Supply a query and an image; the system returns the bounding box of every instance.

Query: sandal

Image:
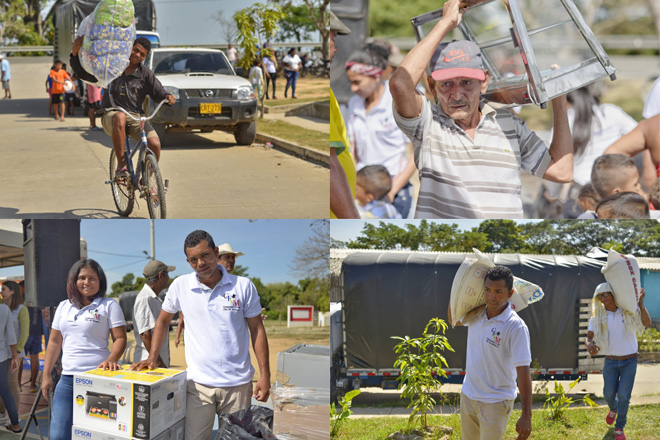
[114,167,129,178]
[5,425,22,433]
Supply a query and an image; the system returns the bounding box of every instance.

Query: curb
[255,132,329,166]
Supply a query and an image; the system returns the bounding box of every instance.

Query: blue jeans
[393,183,413,219]
[50,374,73,440]
[0,359,18,425]
[603,357,637,430]
[284,70,298,97]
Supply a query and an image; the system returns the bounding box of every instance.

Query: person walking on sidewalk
[585,283,651,440]
[1,54,11,99]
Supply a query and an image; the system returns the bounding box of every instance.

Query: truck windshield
[152,52,232,75]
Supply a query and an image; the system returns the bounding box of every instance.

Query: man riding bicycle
[70,36,176,177]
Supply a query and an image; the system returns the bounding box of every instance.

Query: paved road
[0,57,328,219]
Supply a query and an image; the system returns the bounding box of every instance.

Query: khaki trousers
[184,380,252,440]
[460,392,514,440]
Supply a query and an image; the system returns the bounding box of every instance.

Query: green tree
[232,264,249,277]
[298,276,330,312]
[478,220,530,253]
[234,3,286,71]
[276,2,319,44]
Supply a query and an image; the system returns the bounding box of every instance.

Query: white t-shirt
[162,264,262,388]
[263,57,276,74]
[0,304,17,363]
[567,104,637,186]
[642,78,660,119]
[462,304,531,403]
[52,297,126,376]
[588,308,638,356]
[226,47,237,62]
[133,285,170,367]
[249,66,264,86]
[347,83,410,178]
[282,54,301,71]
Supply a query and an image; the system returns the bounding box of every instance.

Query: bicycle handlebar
[108,99,170,122]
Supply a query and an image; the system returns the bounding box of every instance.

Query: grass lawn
[264,96,326,107]
[257,118,328,152]
[336,404,660,439]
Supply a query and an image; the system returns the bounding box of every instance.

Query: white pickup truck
[144,47,258,146]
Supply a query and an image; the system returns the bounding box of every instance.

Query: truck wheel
[234,122,256,145]
[153,123,167,147]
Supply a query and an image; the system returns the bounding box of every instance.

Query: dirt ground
[125,322,330,384]
[265,75,329,103]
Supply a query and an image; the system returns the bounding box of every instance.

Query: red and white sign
[287,305,314,327]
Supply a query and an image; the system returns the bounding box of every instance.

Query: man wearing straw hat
[218,243,244,273]
[389,0,574,218]
[585,283,651,440]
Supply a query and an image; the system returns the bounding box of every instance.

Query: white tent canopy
[0,220,24,269]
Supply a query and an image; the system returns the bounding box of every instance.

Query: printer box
[73,366,186,439]
[72,418,185,440]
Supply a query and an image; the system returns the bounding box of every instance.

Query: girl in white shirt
[41,259,126,440]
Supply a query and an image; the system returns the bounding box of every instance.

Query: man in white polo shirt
[449,265,532,440]
[132,259,174,367]
[389,0,574,218]
[585,283,650,440]
[131,230,270,440]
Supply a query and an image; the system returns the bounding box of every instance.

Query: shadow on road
[0,206,140,219]
[0,97,53,118]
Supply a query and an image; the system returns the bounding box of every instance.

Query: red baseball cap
[430,40,485,82]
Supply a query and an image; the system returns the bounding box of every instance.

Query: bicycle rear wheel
[143,153,167,219]
[109,149,135,216]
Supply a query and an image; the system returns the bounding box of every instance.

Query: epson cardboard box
[73,366,186,439]
[72,418,185,440]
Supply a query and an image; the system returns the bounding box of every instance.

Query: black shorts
[64,93,76,102]
[51,93,64,104]
[88,100,101,109]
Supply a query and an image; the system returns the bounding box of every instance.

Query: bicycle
[105,99,169,219]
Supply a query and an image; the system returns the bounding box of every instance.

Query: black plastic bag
[214,405,277,440]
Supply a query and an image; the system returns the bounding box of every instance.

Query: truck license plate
[200,103,222,114]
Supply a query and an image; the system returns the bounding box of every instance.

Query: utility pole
[150,220,155,260]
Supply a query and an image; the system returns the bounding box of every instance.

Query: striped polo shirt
[394,95,551,218]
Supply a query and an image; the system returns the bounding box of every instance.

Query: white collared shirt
[52,297,126,375]
[462,303,531,403]
[162,264,262,388]
[133,284,170,367]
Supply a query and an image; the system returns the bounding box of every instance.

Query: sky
[0,219,326,287]
[45,0,318,46]
[330,219,541,244]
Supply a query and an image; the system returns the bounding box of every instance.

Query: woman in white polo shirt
[41,259,126,440]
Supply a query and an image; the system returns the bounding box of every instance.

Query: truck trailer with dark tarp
[333,250,613,395]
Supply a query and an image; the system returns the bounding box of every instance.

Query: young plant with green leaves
[330,389,361,438]
[233,3,286,71]
[392,317,454,433]
[544,378,598,420]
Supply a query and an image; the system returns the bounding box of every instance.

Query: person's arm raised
[389,0,467,118]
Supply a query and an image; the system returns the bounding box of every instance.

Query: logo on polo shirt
[487,327,502,348]
[85,308,101,323]
[223,293,240,311]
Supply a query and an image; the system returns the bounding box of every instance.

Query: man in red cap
[389,0,574,219]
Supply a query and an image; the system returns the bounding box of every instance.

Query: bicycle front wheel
[109,149,135,217]
[143,154,167,219]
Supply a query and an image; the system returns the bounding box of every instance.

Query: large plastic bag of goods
[75,0,136,87]
[271,382,329,440]
[450,248,494,326]
[601,248,641,313]
[450,249,545,326]
[214,405,276,440]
